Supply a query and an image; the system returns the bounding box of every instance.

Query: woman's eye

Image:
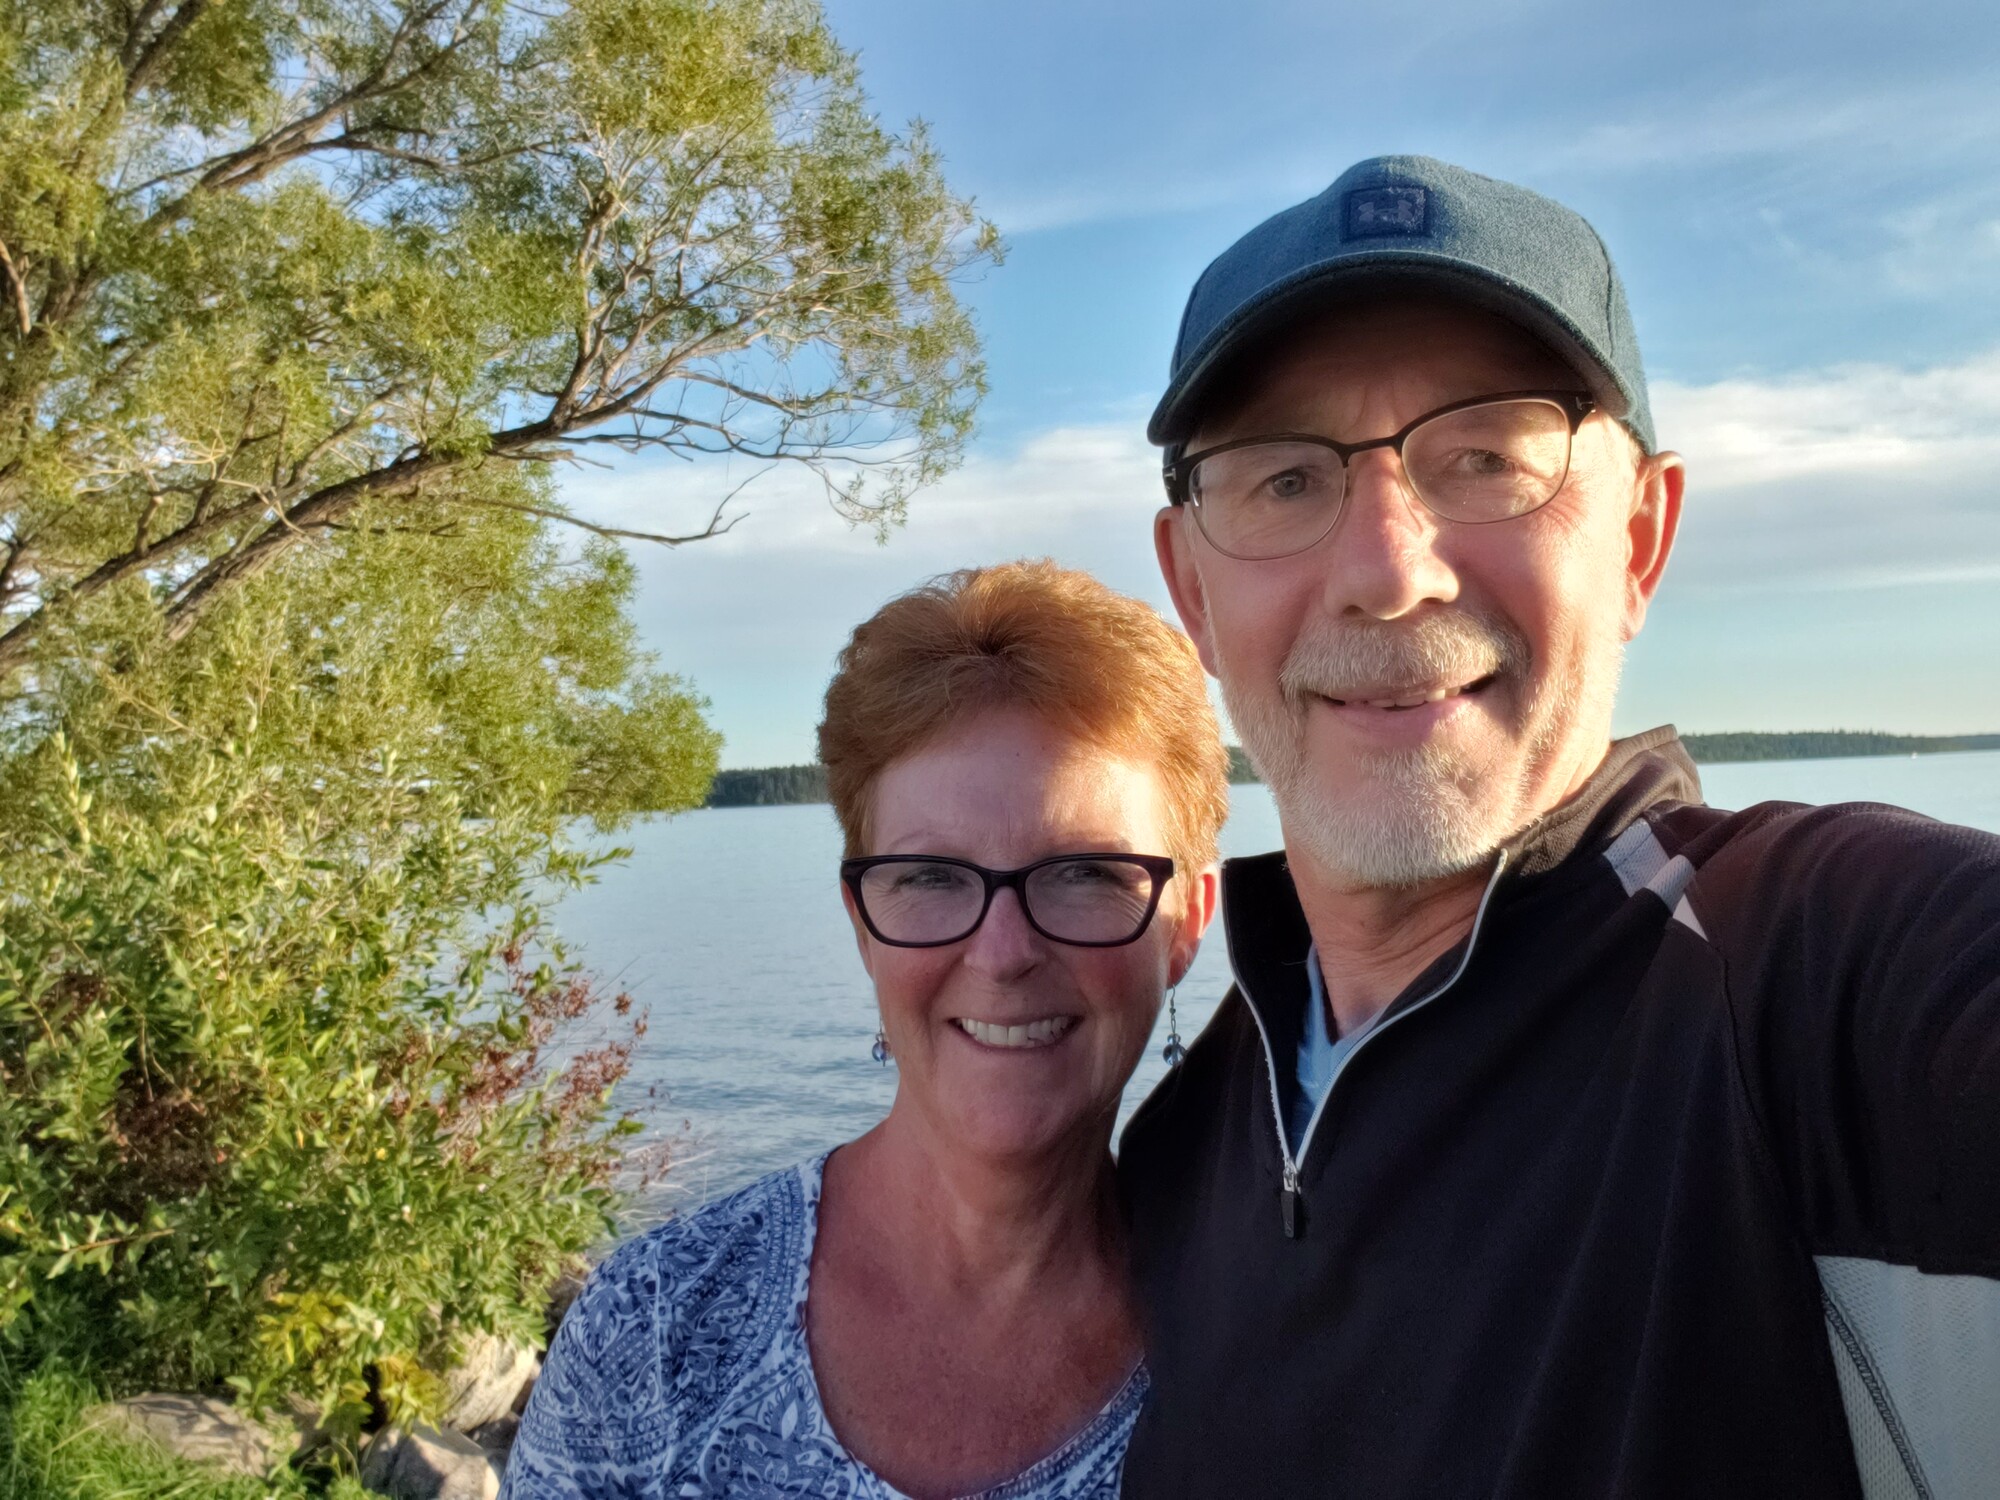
[1054,862,1111,884]
[894,865,965,891]
[1049,860,1136,888]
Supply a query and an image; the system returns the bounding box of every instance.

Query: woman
[505,560,1227,1499]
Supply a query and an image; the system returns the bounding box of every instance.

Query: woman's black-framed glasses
[840,853,1177,949]
[1162,390,1597,561]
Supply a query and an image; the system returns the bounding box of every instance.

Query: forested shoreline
[706,732,2000,807]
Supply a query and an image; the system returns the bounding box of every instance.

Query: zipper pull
[1281,1162,1301,1239]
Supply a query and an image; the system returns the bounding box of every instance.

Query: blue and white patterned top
[502,1155,1147,1499]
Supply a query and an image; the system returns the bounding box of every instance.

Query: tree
[0,0,993,1439]
[0,0,997,674]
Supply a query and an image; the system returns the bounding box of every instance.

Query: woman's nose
[961,886,1043,979]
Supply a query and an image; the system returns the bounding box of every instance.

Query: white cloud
[1656,350,2000,486]
[1656,347,2000,595]
[1546,77,2000,175]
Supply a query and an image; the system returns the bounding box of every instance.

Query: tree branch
[0,235,31,335]
[120,0,209,97]
[431,490,742,547]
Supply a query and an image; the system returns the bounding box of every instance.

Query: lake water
[555,749,2000,1217]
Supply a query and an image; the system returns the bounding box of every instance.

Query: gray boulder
[360,1422,501,1500]
[468,1413,520,1460]
[88,1393,295,1477]
[441,1332,540,1432]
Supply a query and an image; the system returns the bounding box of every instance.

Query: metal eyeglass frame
[1161,389,1598,561]
[839,852,1177,949]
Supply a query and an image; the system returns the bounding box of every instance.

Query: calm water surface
[555,749,2000,1216]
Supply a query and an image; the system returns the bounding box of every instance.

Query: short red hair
[817,559,1228,871]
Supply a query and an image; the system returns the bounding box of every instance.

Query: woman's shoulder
[504,1159,826,1497]
[623,1157,822,1283]
[575,1155,823,1360]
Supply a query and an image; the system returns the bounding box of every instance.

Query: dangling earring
[1161,986,1186,1068]
[871,1027,891,1066]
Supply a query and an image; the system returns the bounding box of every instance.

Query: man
[1118,155,2000,1498]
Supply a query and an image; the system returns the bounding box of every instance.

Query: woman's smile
[950,1014,1080,1050]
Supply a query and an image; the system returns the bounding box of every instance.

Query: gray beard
[1219,611,1608,889]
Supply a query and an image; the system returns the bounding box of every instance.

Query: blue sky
[567,0,2000,768]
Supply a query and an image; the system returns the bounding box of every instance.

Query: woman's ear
[840,880,876,980]
[1166,864,1221,988]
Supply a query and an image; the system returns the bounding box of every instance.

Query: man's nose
[962,885,1043,980]
[1317,448,1460,618]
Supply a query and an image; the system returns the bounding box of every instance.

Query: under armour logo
[1345,186,1429,237]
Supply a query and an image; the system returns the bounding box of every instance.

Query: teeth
[1358,684,1470,710]
[954,1016,1078,1049]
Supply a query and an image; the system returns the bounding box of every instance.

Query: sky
[564,0,2000,768]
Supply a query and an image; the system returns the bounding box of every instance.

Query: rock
[441,1332,540,1432]
[88,1393,295,1477]
[360,1422,501,1500]
[287,1394,332,1457]
[468,1413,519,1459]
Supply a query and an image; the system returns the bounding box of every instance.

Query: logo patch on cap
[1345,186,1429,238]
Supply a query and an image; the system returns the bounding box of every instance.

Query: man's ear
[1622,450,1685,641]
[1156,506,1219,676]
[1166,864,1221,989]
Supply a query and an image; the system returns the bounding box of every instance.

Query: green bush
[0,507,708,1437]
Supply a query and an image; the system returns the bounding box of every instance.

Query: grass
[0,1364,373,1500]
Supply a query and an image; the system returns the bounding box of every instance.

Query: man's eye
[1262,468,1320,501]
[1452,448,1516,477]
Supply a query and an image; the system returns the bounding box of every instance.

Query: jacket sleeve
[1703,802,2000,1274]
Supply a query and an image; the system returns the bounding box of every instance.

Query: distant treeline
[706,763,829,806]
[704,732,2000,807]
[1680,731,2000,763]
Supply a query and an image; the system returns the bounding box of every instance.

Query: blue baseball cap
[1148,155,1655,453]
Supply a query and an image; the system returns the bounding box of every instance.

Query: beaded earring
[1161,986,1186,1068]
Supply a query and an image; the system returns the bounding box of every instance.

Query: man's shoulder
[1648,797,2000,961]
[1657,796,2000,893]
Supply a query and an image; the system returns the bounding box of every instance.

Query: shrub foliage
[0,509,708,1431]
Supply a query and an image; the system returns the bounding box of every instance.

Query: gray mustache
[1279,613,1529,704]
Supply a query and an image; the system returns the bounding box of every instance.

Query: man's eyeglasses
[840,853,1176,949]
[1163,390,1596,561]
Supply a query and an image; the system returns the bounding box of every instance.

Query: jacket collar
[1496,725,1702,878]
[1217,727,1703,1056]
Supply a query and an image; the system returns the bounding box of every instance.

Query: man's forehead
[1191,293,1583,443]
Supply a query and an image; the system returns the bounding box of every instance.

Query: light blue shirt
[1285,943,1380,1156]
[506,1154,1145,1499]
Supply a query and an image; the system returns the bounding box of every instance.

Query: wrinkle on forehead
[1189,295,1583,450]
